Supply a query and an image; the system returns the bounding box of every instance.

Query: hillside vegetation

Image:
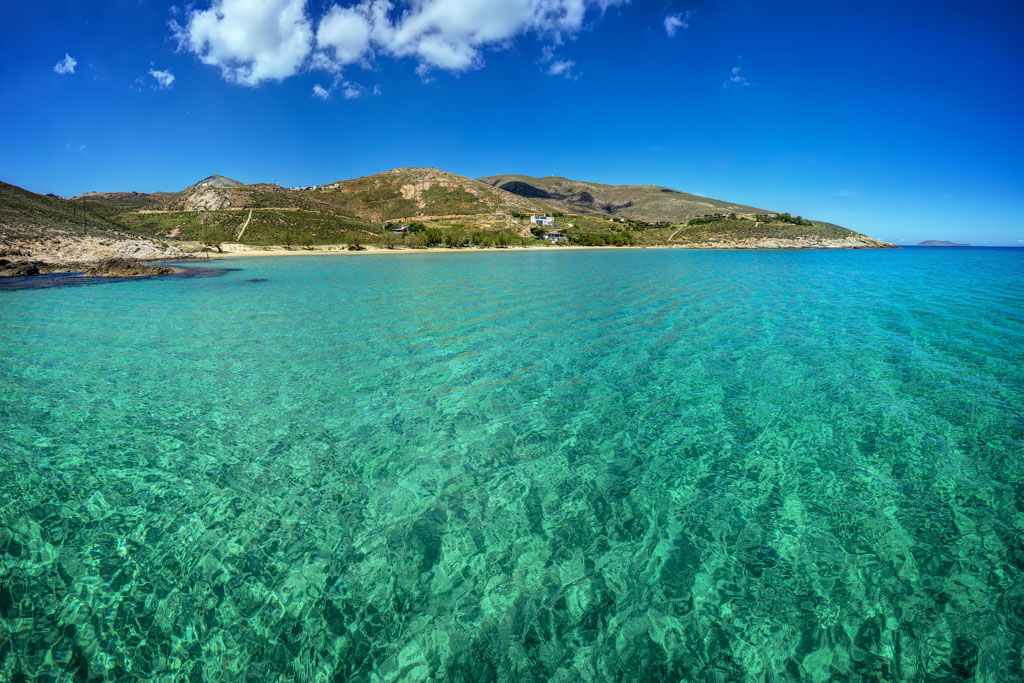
[0,182,131,239]
[1,168,894,256]
[479,174,766,222]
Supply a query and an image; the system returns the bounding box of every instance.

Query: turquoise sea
[1,247,1023,681]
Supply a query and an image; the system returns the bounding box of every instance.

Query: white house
[530,215,556,226]
[543,232,568,242]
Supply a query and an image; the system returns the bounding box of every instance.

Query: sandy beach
[196,239,889,260]
[199,243,642,259]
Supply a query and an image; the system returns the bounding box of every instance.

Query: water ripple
[1,248,1023,680]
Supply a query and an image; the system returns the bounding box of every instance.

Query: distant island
[0,168,895,277]
[917,240,971,247]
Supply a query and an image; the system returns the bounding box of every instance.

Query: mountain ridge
[1,168,895,266]
[479,174,767,222]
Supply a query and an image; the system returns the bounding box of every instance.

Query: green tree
[424,228,445,247]
[443,229,467,248]
[199,228,223,253]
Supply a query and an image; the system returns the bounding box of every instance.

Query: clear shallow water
[1,248,1022,680]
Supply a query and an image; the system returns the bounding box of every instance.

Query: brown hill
[478,174,767,222]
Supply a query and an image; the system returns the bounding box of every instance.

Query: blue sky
[1,0,1022,245]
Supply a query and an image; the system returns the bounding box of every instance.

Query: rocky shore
[677,235,897,249]
[0,257,183,278]
[83,258,182,277]
[0,234,190,278]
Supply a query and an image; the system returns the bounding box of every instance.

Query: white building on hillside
[530,215,556,226]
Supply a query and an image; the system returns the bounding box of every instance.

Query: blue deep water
[1,247,1023,680]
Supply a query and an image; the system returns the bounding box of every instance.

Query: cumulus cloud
[149,68,176,89]
[175,0,628,86]
[317,5,372,66]
[353,0,629,73]
[312,83,331,99]
[172,0,313,86]
[54,53,77,75]
[664,10,693,37]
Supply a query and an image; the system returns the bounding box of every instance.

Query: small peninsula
[917,240,971,247]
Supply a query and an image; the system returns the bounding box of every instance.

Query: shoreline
[198,242,897,260]
[0,241,899,277]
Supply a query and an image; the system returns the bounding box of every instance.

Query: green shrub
[424,228,445,247]
[443,229,468,248]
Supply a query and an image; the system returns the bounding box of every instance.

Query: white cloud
[534,34,578,78]
[724,65,748,87]
[175,0,629,86]
[309,50,342,75]
[54,53,77,75]
[664,10,693,37]
[548,59,575,77]
[149,68,176,89]
[379,0,627,73]
[331,0,630,74]
[317,5,373,65]
[173,0,313,86]
[312,78,370,99]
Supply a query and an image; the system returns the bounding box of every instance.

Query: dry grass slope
[320,168,550,222]
[1,169,893,253]
[479,174,767,222]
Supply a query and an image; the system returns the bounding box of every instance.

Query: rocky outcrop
[0,260,42,277]
[0,234,189,277]
[178,187,233,211]
[3,234,187,264]
[83,258,180,277]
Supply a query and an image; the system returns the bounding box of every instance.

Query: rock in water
[0,260,42,277]
[84,258,180,277]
